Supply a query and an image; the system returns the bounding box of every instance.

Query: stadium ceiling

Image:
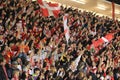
[47,0,120,20]
[106,0,120,5]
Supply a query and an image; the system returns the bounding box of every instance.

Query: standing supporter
[12,69,20,80]
[0,56,9,80]
[0,0,120,79]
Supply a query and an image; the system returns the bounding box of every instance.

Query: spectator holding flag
[0,0,120,80]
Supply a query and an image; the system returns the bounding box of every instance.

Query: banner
[88,33,114,52]
[38,0,60,17]
[63,14,70,44]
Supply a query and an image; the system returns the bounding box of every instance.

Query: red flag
[88,33,114,52]
[104,33,114,41]
[38,0,60,17]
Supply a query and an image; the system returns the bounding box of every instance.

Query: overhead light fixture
[97,4,107,10]
[115,10,120,14]
[71,0,86,4]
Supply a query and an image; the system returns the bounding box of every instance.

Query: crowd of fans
[0,0,120,80]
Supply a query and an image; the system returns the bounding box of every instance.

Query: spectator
[12,69,20,80]
[0,0,120,80]
[0,56,8,80]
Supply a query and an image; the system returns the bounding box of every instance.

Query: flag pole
[112,0,115,20]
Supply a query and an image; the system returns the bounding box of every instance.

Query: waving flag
[63,14,70,44]
[88,33,114,52]
[69,54,82,72]
[38,0,60,17]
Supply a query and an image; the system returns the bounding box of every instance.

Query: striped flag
[63,14,70,44]
[37,0,60,17]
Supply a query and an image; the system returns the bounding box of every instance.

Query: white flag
[63,14,70,44]
[69,54,82,72]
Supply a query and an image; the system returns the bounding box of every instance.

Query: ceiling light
[97,4,107,10]
[115,10,120,14]
[71,0,86,4]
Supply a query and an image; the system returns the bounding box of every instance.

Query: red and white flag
[63,14,70,44]
[38,0,60,17]
[88,33,114,52]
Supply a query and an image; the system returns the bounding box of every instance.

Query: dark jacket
[0,65,8,80]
